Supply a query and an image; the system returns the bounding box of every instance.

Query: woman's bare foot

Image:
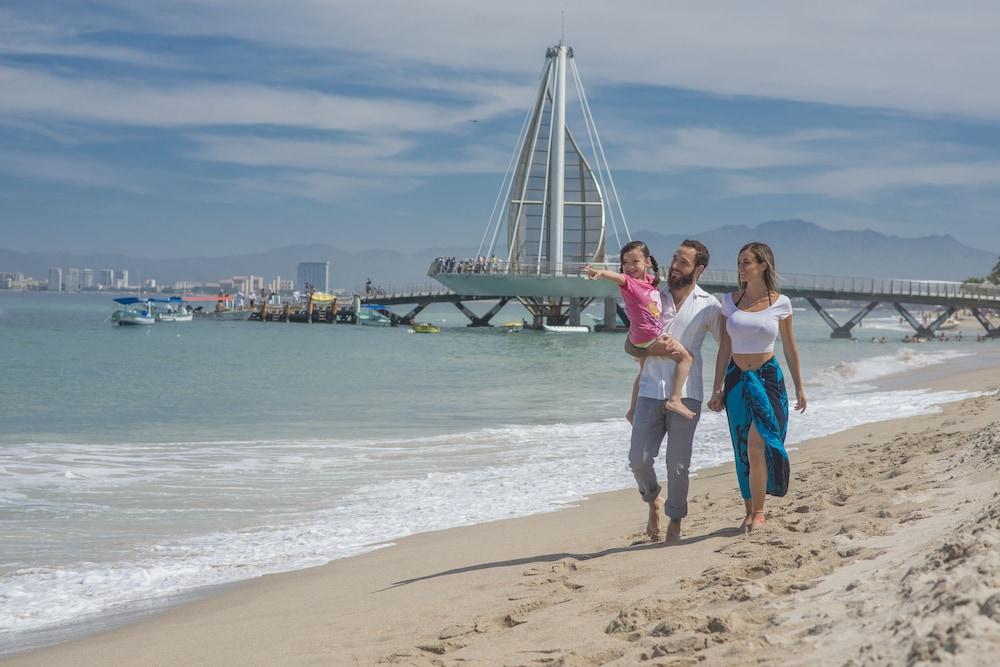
[740,514,753,531]
[646,496,665,540]
[664,397,695,420]
[746,510,765,532]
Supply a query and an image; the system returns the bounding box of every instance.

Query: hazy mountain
[630,220,997,282]
[2,220,996,289]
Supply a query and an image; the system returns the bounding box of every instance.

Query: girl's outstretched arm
[585,265,627,286]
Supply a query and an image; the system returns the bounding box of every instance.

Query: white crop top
[721,293,793,354]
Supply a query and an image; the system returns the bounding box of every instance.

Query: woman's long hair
[619,241,660,287]
[738,241,780,296]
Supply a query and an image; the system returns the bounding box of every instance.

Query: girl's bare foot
[646,496,665,540]
[664,397,695,420]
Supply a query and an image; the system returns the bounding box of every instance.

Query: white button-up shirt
[637,283,723,402]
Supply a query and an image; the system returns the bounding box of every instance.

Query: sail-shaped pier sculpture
[430,43,632,328]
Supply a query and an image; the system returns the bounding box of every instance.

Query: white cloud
[0,150,146,192]
[0,64,524,133]
[76,0,1000,120]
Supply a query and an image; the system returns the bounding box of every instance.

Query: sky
[2,1,1000,258]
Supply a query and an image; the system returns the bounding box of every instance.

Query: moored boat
[111,297,155,326]
[410,322,440,334]
[542,324,590,333]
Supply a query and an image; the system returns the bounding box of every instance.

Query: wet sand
[5,367,1000,666]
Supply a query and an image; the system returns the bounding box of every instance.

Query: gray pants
[629,396,702,520]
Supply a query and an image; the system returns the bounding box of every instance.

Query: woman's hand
[707,392,724,412]
[794,387,807,413]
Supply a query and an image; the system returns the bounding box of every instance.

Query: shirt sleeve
[706,298,723,343]
[620,274,644,301]
[775,295,793,320]
[720,292,734,318]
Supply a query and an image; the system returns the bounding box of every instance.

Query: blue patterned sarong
[723,357,790,499]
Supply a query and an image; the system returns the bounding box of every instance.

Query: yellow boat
[410,322,440,334]
[501,320,523,333]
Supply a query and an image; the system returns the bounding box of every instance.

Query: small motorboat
[542,324,590,333]
[500,320,523,333]
[410,322,440,334]
[111,297,155,326]
[358,306,392,326]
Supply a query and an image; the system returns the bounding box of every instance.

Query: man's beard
[667,268,695,289]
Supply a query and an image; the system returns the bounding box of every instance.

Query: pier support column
[597,297,620,332]
[806,298,879,339]
[568,297,581,327]
[400,300,432,325]
[894,303,955,339]
[970,307,1000,338]
[452,297,510,327]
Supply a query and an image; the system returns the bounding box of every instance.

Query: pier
[429,261,1000,339]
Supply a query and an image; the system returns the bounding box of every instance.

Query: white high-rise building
[48,267,63,291]
[64,268,80,291]
[80,268,95,290]
[99,269,115,288]
[297,262,330,293]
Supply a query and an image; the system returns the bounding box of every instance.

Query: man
[625,239,723,544]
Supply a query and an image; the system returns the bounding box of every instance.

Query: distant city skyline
[3,3,1000,257]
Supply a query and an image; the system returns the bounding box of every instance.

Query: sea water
[0,291,995,650]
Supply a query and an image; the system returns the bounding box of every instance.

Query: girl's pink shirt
[619,273,663,345]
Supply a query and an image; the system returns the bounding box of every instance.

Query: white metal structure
[477,43,631,277]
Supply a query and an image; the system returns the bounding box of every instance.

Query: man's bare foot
[665,519,681,544]
[646,497,665,540]
[664,397,695,420]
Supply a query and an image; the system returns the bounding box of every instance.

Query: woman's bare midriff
[732,352,774,372]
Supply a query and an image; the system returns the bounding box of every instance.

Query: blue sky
[2,1,1000,257]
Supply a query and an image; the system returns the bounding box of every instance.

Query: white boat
[542,324,590,333]
[938,317,959,330]
[111,297,155,326]
[358,306,392,326]
[151,297,193,322]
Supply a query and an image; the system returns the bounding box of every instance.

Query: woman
[707,242,806,531]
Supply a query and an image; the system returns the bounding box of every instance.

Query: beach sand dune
[6,375,999,666]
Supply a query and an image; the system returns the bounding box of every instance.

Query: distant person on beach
[707,242,806,533]
[586,241,695,420]
[619,240,724,543]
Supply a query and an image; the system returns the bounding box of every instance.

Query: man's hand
[626,407,635,424]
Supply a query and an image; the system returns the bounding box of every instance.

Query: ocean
[0,290,994,652]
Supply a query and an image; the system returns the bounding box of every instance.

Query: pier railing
[427,259,1000,304]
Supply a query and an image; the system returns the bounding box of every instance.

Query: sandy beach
[6,366,1000,666]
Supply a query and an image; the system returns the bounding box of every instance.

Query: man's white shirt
[637,283,723,402]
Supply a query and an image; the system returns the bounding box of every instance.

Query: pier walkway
[423,262,1000,338]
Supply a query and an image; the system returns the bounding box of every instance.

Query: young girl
[587,241,695,420]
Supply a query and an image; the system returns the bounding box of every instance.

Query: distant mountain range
[1,220,996,290]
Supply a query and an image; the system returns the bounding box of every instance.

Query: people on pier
[587,242,695,421]
[707,242,806,533]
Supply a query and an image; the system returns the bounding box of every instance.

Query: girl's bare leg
[663,339,695,420]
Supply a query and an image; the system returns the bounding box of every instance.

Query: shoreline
[4,360,999,664]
